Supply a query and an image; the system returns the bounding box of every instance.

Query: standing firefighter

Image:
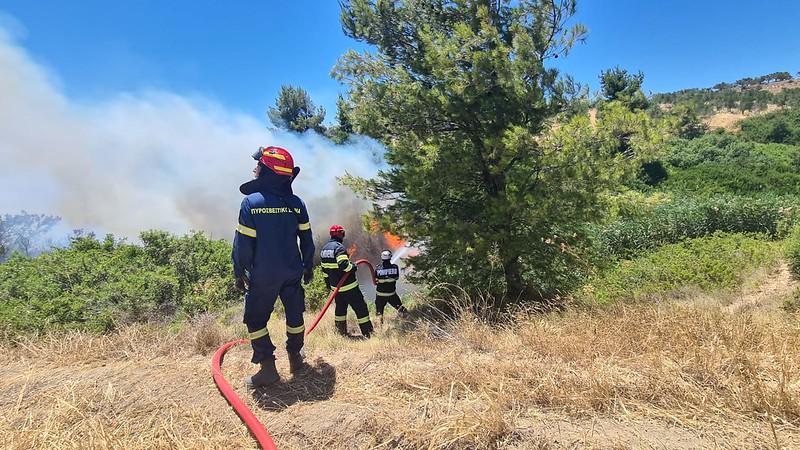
[320,225,374,338]
[374,250,407,321]
[232,146,315,388]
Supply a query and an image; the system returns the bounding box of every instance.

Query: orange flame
[347,243,359,257]
[383,231,406,251]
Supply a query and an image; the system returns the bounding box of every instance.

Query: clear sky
[2,0,799,122]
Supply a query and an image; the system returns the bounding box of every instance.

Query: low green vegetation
[0,225,341,335]
[585,104,800,305]
[659,132,800,196]
[594,194,798,261]
[780,224,800,314]
[786,225,800,280]
[740,108,800,146]
[585,233,781,304]
[0,231,237,334]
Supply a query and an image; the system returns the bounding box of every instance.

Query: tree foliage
[267,85,327,133]
[668,102,707,139]
[335,0,664,305]
[327,95,355,144]
[599,66,649,110]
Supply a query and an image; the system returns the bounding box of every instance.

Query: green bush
[661,134,800,196]
[740,109,800,146]
[303,266,330,312]
[786,225,800,280]
[593,194,799,261]
[0,231,238,334]
[585,233,780,304]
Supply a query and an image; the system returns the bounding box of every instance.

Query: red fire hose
[212,259,375,449]
[305,259,375,336]
[211,339,277,450]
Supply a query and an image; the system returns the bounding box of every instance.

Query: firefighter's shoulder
[286,194,307,215]
[322,240,341,251]
[241,192,266,207]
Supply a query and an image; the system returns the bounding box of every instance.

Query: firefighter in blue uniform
[320,225,374,338]
[374,250,407,322]
[232,146,315,388]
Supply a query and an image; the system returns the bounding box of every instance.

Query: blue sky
[2,0,799,123]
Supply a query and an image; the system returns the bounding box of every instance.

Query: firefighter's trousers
[243,276,305,364]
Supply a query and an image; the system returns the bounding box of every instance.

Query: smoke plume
[0,28,384,240]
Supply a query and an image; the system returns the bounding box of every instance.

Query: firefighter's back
[320,239,352,287]
[246,192,304,280]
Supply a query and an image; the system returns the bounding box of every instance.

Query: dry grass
[702,104,782,132]
[2,268,799,449]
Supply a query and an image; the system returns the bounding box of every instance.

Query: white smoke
[0,28,384,240]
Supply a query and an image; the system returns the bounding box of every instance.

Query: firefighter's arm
[335,245,355,272]
[392,264,400,280]
[232,197,257,279]
[296,199,315,272]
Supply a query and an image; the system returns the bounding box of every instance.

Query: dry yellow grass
[702,105,782,132]
[2,267,799,449]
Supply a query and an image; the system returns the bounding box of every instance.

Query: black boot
[245,358,279,388]
[335,321,351,337]
[359,320,374,339]
[288,351,307,374]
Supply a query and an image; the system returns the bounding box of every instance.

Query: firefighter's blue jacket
[232,171,314,284]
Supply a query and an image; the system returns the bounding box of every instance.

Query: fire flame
[383,231,406,251]
[347,243,359,257]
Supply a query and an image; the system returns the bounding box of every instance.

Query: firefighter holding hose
[374,249,407,322]
[232,146,315,388]
[320,225,374,338]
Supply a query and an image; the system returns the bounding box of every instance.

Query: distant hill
[652,71,800,130]
[759,78,800,94]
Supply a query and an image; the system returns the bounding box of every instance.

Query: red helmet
[329,225,345,239]
[252,146,294,177]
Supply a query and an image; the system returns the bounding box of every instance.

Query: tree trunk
[500,247,544,309]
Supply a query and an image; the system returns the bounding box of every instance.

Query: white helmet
[381,250,392,260]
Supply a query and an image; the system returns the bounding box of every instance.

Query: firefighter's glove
[303,268,314,285]
[235,276,249,293]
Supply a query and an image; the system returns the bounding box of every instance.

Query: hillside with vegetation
[650,71,800,131]
[2,2,800,449]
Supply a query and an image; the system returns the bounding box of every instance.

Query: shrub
[585,233,780,304]
[593,194,799,261]
[0,231,238,334]
[740,109,800,146]
[662,134,800,196]
[786,225,800,280]
[302,266,330,312]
